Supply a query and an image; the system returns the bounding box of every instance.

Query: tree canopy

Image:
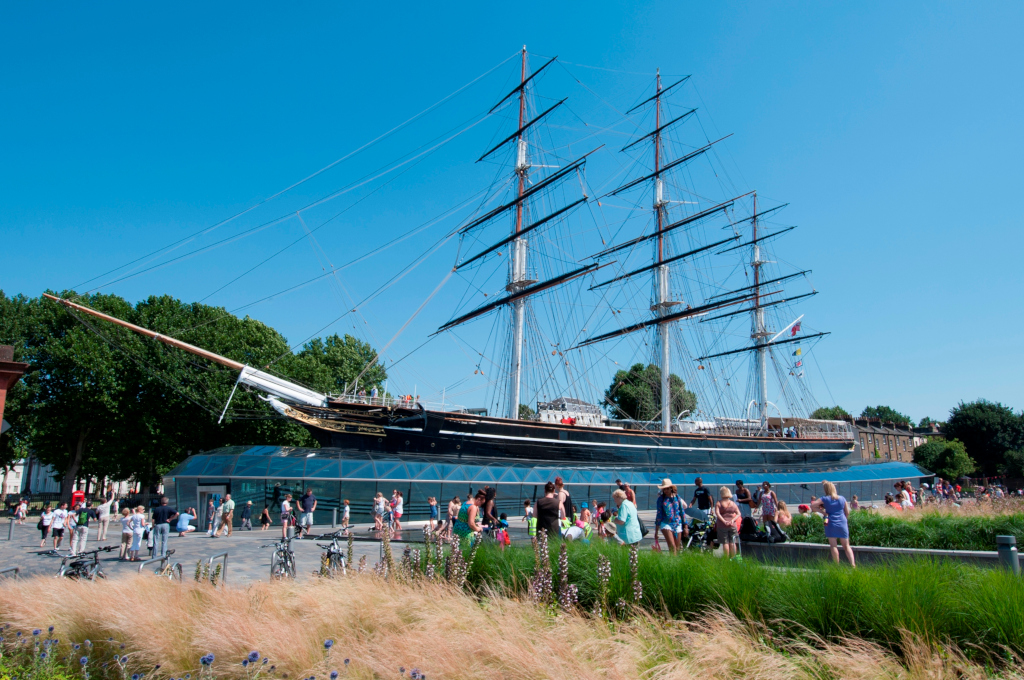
[0,290,388,498]
[860,405,912,424]
[810,405,850,420]
[913,438,976,481]
[605,363,697,422]
[944,400,1024,476]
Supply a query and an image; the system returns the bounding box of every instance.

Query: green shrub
[787,511,1024,550]
[468,541,1024,659]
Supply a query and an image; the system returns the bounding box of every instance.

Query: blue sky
[2,2,1022,423]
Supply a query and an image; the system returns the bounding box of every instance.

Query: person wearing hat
[655,478,685,554]
[240,500,253,530]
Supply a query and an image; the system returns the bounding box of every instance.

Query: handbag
[637,515,649,538]
[37,517,44,531]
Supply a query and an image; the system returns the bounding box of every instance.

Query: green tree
[2,291,389,497]
[860,405,912,424]
[518,403,535,420]
[944,400,1024,476]
[810,405,850,420]
[917,416,944,428]
[0,292,35,501]
[1003,449,1024,478]
[605,363,697,422]
[913,439,975,481]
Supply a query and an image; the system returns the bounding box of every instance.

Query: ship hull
[290,402,859,472]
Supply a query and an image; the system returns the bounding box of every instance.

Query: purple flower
[343,659,350,666]
[242,660,249,668]
[40,652,47,659]
[80,657,89,665]
[48,626,55,633]
[75,644,81,650]
[121,656,128,664]
[323,640,334,650]
[132,674,141,680]
[248,651,260,663]
[330,673,339,680]
[33,629,41,636]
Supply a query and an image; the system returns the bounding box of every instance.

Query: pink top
[715,500,741,530]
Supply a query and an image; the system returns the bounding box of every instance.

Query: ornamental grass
[2,573,1022,680]
[468,541,1024,660]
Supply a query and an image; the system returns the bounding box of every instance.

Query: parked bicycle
[260,536,297,579]
[151,549,183,581]
[55,546,117,580]
[313,531,347,577]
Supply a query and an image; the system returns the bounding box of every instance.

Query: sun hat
[581,502,588,509]
[657,478,675,489]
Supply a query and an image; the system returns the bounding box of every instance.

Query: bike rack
[137,554,176,576]
[0,566,20,580]
[6,518,14,541]
[207,551,229,585]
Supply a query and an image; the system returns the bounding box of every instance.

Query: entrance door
[198,485,227,529]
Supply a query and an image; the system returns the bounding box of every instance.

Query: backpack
[739,516,765,542]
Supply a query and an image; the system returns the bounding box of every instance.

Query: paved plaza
[0,510,660,583]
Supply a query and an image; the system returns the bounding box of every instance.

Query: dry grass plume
[0,575,1019,680]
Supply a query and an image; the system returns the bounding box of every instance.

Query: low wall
[739,540,1023,570]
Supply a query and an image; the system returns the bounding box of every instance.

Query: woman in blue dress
[811,480,855,567]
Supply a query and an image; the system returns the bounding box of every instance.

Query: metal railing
[0,566,19,580]
[207,552,229,585]
[137,554,173,574]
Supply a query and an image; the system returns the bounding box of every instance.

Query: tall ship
[46,48,868,477]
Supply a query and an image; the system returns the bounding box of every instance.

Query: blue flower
[248,651,260,663]
[33,629,41,636]
[330,672,339,680]
[343,659,350,666]
[16,631,22,636]
[262,659,269,665]
[121,656,129,664]
[154,665,161,670]
[120,644,126,650]
[185,674,191,678]
[399,668,405,675]
[40,652,47,659]
[75,644,81,650]
[132,674,141,680]
[80,657,89,665]
[242,660,249,668]
[323,640,334,650]
[48,626,55,633]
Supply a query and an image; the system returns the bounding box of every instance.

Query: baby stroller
[683,506,716,551]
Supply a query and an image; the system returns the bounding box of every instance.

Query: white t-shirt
[281,500,292,515]
[41,510,54,526]
[563,525,584,541]
[52,508,68,529]
[395,498,404,515]
[342,505,350,519]
[121,515,134,534]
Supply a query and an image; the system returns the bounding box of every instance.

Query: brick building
[847,418,929,462]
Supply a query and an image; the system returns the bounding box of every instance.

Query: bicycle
[313,531,347,577]
[55,546,117,580]
[260,536,297,579]
[153,549,183,581]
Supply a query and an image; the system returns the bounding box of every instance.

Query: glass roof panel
[266,457,307,478]
[523,468,549,484]
[411,464,439,480]
[498,467,525,482]
[243,445,281,457]
[378,463,409,480]
[232,458,270,477]
[441,465,468,481]
[340,460,372,478]
[305,460,341,479]
[373,461,403,479]
[201,455,237,477]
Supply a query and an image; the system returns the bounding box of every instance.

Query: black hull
[293,403,859,473]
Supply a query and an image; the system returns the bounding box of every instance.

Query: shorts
[717,525,739,545]
[658,523,682,534]
[394,512,402,520]
[300,511,314,526]
[51,528,64,538]
[121,533,133,546]
[281,512,291,523]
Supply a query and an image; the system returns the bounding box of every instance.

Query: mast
[651,70,672,433]
[509,45,529,420]
[751,193,769,430]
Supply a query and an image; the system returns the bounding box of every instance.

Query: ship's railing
[329,394,472,414]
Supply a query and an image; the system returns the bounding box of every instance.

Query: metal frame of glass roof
[164,446,928,487]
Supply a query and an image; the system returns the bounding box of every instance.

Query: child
[427,497,438,531]
[522,499,533,522]
[714,486,741,560]
[579,502,592,526]
[850,495,860,511]
[341,499,350,530]
[495,512,511,550]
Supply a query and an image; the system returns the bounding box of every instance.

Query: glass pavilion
[163,445,931,526]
